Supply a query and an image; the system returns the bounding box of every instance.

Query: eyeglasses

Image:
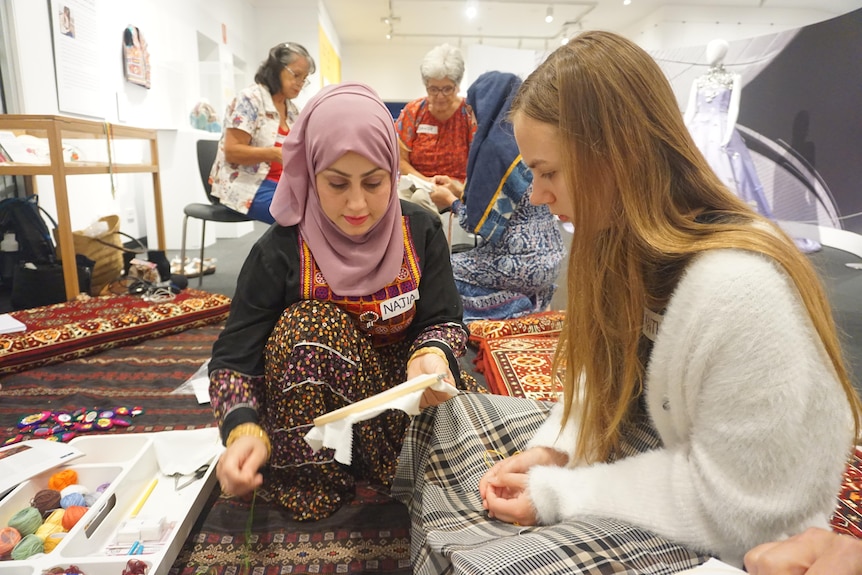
[285,67,310,88]
[426,85,456,97]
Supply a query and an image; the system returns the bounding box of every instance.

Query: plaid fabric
[392,393,711,574]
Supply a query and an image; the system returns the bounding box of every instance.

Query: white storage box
[0,428,221,575]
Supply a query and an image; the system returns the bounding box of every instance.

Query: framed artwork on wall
[123,25,151,89]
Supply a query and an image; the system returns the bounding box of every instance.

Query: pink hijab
[269,82,403,296]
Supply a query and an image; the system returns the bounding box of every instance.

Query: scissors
[176,464,209,491]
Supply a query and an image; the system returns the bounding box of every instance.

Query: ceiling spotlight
[561,35,569,45]
[465,0,478,19]
[623,0,631,4]
[545,6,554,23]
[386,31,392,40]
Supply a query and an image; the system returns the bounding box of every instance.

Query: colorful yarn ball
[31,489,62,517]
[61,505,88,530]
[0,526,22,556]
[43,508,66,528]
[60,492,87,509]
[10,533,43,560]
[96,483,111,493]
[34,519,64,542]
[60,484,89,498]
[42,531,65,553]
[48,469,78,491]
[83,492,100,507]
[8,506,42,536]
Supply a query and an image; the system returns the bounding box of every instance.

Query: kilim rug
[0,323,223,443]
[172,483,411,575]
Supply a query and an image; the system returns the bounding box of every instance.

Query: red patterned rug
[478,335,563,401]
[0,289,231,376]
[469,312,564,401]
[833,446,862,538]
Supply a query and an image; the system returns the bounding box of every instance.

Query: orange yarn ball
[61,505,87,530]
[48,470,78,492]
[0,526,21,556]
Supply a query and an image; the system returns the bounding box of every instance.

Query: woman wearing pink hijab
[208,83,468,521]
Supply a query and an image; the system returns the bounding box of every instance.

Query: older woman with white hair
[395,43,476,185]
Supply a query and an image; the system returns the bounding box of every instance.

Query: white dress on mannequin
[684,40,819,253]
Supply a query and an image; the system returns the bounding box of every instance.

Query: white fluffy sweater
[526,248,853,567]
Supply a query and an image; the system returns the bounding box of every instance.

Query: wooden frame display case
[0,115,165,301]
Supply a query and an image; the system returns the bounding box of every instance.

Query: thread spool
[10,533,43,560]
[60,492,87,509]
[0,526,21,556]
[61,505,87,530]
[48,469,78,491]
[31,489,62,517]
[8,506,42,536]
[34,519,64,542]
[42,531,65,553]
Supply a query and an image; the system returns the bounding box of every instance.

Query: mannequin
[684,39,819,253]
[684,39,770,213]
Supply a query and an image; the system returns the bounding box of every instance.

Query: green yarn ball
[8,506,42,537]
[11,533,44,560]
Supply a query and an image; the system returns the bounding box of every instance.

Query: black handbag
[10,255,94,310]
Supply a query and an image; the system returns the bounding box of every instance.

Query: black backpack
[0,196,57,264]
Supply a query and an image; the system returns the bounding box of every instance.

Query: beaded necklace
[697,64,735,103]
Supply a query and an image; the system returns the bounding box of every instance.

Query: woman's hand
[429,175,464,210]
[744,527,862,575]
[215,435,268,497]
[479,447,568,526]
[407,351,455,408]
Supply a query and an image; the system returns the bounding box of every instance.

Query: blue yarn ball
[60,492,86,509]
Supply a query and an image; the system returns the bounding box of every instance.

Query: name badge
[380,289,420,320]
[417,124,438,135]
[275,133,286,145]
[643,307,663,342]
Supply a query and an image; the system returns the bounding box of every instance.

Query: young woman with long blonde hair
[393,31,861,573]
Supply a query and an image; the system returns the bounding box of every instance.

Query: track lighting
[545,6,554,24]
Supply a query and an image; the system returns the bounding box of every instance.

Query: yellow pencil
[129,478,158,518]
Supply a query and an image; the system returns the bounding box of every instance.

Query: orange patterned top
[395,97,476,181]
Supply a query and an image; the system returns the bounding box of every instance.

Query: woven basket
[55,215,138,296]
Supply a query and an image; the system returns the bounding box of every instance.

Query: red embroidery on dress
[299,218,421,346]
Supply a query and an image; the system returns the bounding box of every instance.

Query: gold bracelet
[409,346,449,365]
[226,422,272,461]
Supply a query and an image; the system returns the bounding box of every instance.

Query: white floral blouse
[209,83,298,214]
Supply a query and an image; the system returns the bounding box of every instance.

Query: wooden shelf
[0,114,165,301]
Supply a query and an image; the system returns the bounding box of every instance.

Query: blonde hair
[511,31,861,463]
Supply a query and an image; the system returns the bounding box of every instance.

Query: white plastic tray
[0,429,221,575]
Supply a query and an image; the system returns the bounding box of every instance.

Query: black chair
[180,139,253,286]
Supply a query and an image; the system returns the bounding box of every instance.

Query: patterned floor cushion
[0,289,230,376]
